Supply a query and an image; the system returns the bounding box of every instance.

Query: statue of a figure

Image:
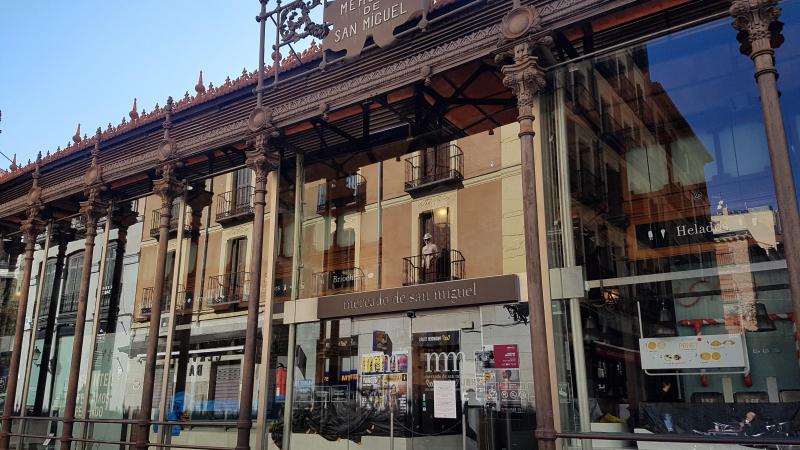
[421,233,438,270]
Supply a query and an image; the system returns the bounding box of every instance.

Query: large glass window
[544,13,799,446]
[777,0,800,202]
[283,114,531,450]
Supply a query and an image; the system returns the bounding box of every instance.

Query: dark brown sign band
[317,275,519,319]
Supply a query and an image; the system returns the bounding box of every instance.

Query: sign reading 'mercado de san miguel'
[324,0,426,59]
[317,275,519,319]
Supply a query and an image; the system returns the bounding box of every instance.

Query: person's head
[746,411,756,421]
[661,382,672,392]
[423,233,432,243]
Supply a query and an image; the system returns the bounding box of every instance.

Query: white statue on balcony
[421,233,438,270]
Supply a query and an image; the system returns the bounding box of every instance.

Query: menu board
[639,334,747,370]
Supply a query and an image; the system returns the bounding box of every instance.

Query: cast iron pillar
[106,203,139,334]
[235,130,281,450]
[730,0,800,349]
[32,223,73,415]
[60,129,109,450]
[498,4,556,449]
[0,161,45,450]
[135,97,185,450]
[172,186,212,414]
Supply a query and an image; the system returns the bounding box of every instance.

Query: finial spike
[129,98,139,121]
[73,123,82,143]
[195,70,206,95]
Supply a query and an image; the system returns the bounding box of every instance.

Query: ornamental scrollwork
[153,163,185,212]
[277,0,329,45]
[246,132,281,185]
[20,217,45,245]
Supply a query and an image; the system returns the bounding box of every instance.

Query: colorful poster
[358,351,409,415]
[494,344,519,369]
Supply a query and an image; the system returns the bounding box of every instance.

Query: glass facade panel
[283,120,531,450]
[776,0,800,205]
[545,13,800,445]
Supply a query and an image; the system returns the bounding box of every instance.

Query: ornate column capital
[153,163,185,211]
[20,217,45,246]
[78,195,108,239]
[498,42,547,125]
[730,0,784,57]
[245,132,281,186]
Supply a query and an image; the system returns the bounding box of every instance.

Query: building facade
[0,0,799,449]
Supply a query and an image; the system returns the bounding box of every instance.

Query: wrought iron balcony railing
[566,82,599,121]
[313,267,365,296]
[402,249,465,286]
[138,284,188,321]
[149,206,192,239]
[216,185,255,225]
[59,292,79,315]
[571,169,605,206]
[404,144,464,194]
[317,174,366,214]
[601,112,640,152]
[207,272,250,310]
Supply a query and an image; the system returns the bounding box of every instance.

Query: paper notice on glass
[433,380,457,419]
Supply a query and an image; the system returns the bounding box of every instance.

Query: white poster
[639,333,747,370]
[433,380,457,419]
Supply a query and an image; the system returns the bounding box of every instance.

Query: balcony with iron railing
[216,185,255,225]
[150,206,192,239]
[402,249,465,286]
[316,175,366,214]
[600,112,625,152]
[59,292,79,315]
[571,168,606,206]
[137,284,189,322]
[313,267,365,296]
[206,272,250,310]
[404,144,464,195]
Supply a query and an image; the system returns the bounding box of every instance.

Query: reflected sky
[646,17,778,213]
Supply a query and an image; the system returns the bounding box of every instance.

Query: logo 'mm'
[424,352,464,373]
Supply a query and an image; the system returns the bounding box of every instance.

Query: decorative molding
[177,119,249,154]
[272,24,503,122]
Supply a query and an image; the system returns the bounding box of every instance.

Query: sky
[0,1,265,169]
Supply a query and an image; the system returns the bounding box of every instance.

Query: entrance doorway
[288,305,536,450]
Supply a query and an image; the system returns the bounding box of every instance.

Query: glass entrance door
[410,307,535,450]
[288,304,535,450]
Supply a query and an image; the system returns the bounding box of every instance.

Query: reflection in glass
[545,16,799,442]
